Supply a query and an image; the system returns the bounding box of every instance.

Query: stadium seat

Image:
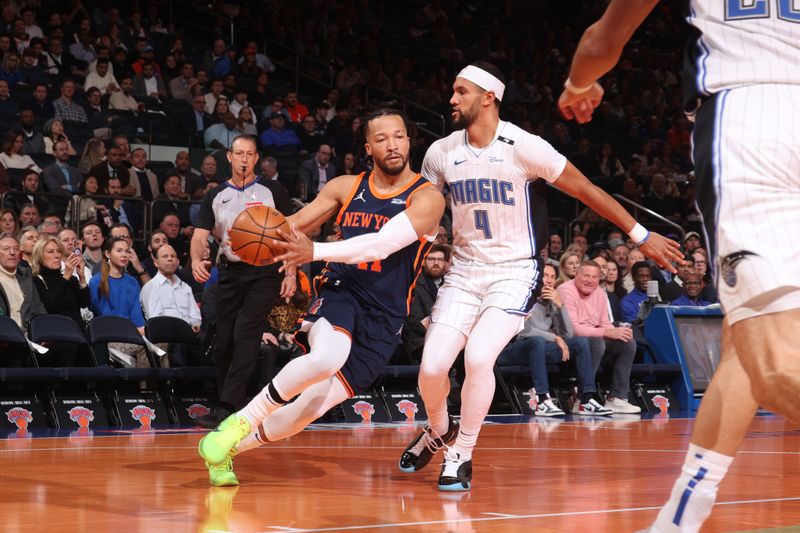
[0,316,36,366]
[145,316,198,345]
[29,314,87,346]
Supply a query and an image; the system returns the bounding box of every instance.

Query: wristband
[564,78,594,95]
[628,223,650,246]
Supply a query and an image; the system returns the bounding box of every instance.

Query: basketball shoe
[399,416,459,473]
[438,447,472,492]
[199,414,251,466]
[207,452,239,487]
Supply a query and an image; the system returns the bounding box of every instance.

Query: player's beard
[452,99,480,129]
[374,152,408,176]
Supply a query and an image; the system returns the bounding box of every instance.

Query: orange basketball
[229,205,288,266]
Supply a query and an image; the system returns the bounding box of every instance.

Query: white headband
[457,65,505,102]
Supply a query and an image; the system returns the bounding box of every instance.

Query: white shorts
[430,257,543,336]
[693,84,800,325]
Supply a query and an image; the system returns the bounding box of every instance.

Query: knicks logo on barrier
[352,401,375,423]
[308,298,324,315]
[6,407,33,429]
[651,395,670,415]
[68,407,95,428]
[186,404,211,419]
[130,405,156,429]
[396,400,418,422]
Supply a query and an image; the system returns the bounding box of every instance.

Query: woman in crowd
[0,130,42,173]
[556,250,581,288]
[88,236,153,368]
[31,235,89,365]
[78,138,106,175]
[67,175,101,226]
[605,260,628,299]
[237,106,258,136]
[0,207,18,234]
[43,119,77,156]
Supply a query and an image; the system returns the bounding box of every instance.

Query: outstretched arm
[274,186,444,269]
[553,161,683,272]
[557,0,660,123]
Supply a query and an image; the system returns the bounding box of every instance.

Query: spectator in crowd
[98,177,140,236]
[17,108,44,154]
[42,140,81,216]
[248,71,273,109]
[109,75,141,112]
[261,96,290,122]
[204,111,242,150]
[41,36,75,82]
[21,8,43,39]
[158,212,190,263]
[260,113,302,153]
[229,88,249,117]
[78,138,106,175]
[17,225,38,269]
[604,257,627,300]
[139,244,201,365]
[202,38,231,78]
[199,155,218,189]
[68,175,102,226]
[42,118,77,156]
[621,247,645,293]
[284,91,308,123]
[592,255,623,322]
[0,208,17,234]
[171,150,201,199]
[90,144,127,191]
[187,93,214,145]
[297,114,324,155]
[237,40,275,73]
[203,77,225,115]
[80,221,104,273]
[683,231,702,254]
[83,86,114,138]
[671,272,712,307]
[0,79,17,115]
[30,235,89,365]
[18,202,41,228]
[169,61,199,102]
[0,232,45,336]
[644,173,681,222]
[402,244,449,362]
[141,229,168,277]
[27,83,53,119]
[259,157,279,182]
[0,50,21,87]
[335,151,361,176]
[237,106,257,136]
[660,253,695,302]
[53,78,88,123]
[6,173,47,216]
[621,261,655,323]
[88,235,152,368]
[83,57,118,95]
[612,243,628,272]
[211,96,231,122]
[133,60,167,105]
[556,250,581,287]
[0,130,41,172]
[153,172,192,227]
[557,261,641,414]
[298,144,335,201]
[127,147,159,202]
[498,263,609,416]
[548,233,563,260]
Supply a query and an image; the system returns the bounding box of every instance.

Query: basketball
[228,205,288,265]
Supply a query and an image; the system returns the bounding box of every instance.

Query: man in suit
[174,150,204,199]
[90,144,128,191]
[42,140,82,219]
[185,94,214,147]
[0,232,46,339]
[402,244,449,362]
[297,144,335,201]
[133,61,167,110]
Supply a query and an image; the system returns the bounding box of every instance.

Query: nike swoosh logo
[454,159,467,166]
[222,198,231,203]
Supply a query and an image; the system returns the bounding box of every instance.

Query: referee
[191,134,295,428]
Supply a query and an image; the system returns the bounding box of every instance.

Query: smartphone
[73,248,81,256]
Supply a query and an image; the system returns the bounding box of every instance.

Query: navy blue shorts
[304,285,404,396]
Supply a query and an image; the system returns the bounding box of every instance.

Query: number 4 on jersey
[474,209,492,239]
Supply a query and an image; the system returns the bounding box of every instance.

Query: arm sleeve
[517,133,567,183]
[313,211,420,264]
[195,189,216,231]
[420,141,446,191]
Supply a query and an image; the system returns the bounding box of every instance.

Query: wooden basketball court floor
[2,414,800,533]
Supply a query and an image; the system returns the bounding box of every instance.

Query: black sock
[537,393,549,403]
[581,392,594,404]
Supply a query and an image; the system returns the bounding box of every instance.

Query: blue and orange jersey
[314,171,433,318]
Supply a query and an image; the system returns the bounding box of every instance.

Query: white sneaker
[535,397,565,417]
[578,398,613,416]
[604,397,642,414]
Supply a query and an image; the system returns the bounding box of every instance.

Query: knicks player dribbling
[558,1,800,531]
[400,61,683,491]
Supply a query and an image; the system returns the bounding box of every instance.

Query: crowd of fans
[0,1,714,410]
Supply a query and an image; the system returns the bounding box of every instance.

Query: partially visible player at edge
[558,1,800,531]
[400,60,683,492]
[197,109,445,486]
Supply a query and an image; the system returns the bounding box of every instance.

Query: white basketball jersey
[686,0,800,110]
[422,121,566,264]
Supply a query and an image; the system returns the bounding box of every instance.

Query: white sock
[650,443,734,533]
[238,381,288,426]
[234,423,270,455]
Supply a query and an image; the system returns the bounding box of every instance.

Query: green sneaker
[207,454,239,487]
[198,414,252,466]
